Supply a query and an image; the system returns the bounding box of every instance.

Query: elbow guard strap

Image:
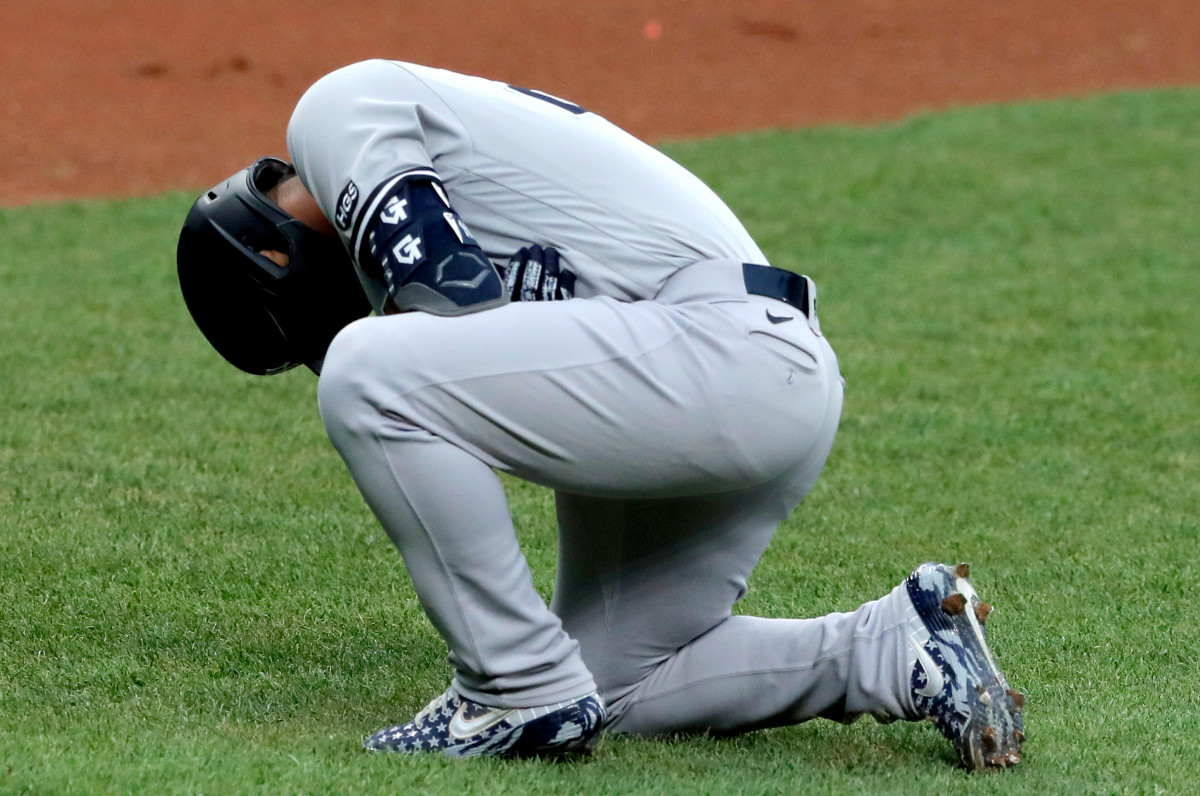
[356,172,507,315]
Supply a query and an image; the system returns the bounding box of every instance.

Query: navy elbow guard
[355,172,507,315]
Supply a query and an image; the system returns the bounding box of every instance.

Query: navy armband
[356,173,507,316]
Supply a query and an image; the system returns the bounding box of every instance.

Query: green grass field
[1,88,1197,794]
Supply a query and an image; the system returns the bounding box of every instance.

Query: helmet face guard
[177,158,371,375]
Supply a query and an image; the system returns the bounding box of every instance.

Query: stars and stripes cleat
[364,687,605,758]
[906,562,1026,770]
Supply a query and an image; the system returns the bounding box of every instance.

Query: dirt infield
[3,0,1200,206]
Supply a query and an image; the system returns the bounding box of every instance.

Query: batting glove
[501,245,576,302]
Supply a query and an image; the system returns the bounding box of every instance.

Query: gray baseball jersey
[287,60,765,311]
[294,61,922,735]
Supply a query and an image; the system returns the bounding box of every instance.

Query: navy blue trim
[508,85,588,115]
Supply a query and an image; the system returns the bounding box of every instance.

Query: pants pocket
[749,328,819,373]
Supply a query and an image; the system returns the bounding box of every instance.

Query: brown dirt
[4,0,1200,206]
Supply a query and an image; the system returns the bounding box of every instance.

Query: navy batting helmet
[177,157,371,375]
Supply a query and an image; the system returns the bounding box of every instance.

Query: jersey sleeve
[286,60,468,312]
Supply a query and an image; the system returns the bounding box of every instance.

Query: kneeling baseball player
[176,60,1024,769]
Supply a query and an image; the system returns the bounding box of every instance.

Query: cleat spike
[981,726,998,752]
[978,689,993,707]
[1006,690,1026,710]
[955,563,971,579]
[1014,729,1026,744]
[975,602,993,624]
[942,593,968,615]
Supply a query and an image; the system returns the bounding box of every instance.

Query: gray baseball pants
[317,260,919,734]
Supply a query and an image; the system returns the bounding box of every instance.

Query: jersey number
[507,85,588,115]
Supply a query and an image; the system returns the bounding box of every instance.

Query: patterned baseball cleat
[364,687,605,758]
[906,563,1026,771]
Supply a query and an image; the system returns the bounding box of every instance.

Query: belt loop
[803,275,822,336]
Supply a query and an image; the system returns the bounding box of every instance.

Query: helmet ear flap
[177,222,295,375]
[177,158,372,375]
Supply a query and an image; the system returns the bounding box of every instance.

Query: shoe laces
[412,687,457,726]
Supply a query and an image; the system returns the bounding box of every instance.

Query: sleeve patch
[334,180,359,231]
